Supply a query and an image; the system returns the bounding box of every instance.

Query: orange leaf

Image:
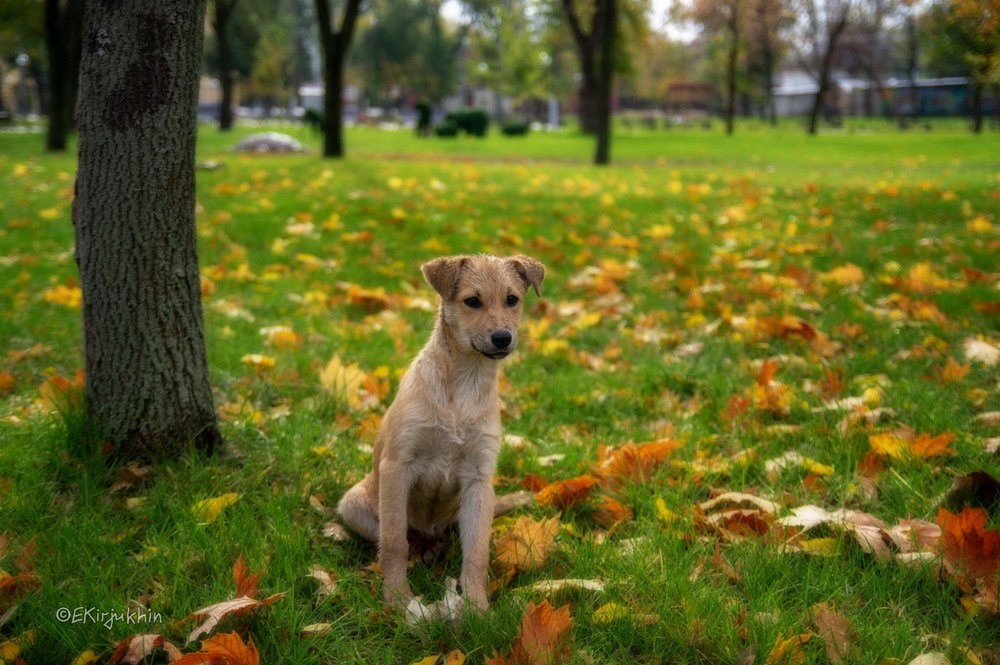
[493,515,560,574]
[489,600,573,665]
[535,475,599,510]
[232,555,262,598]
[909,432,957,459]
[937,358,970,383]
[596,439,681,486]
[756,359,780,387]
[590,495,633,529]
[0,371,15,395]
[173,633,259,665]
[937,507,1000,581]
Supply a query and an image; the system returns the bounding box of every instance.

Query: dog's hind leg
[337,475,380,543]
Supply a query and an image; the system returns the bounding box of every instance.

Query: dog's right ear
[421,256,467,300]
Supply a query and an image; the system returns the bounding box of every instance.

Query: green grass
[1,121,998,663]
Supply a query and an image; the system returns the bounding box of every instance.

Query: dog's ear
[422,256,468,300]
[507,255,545,296]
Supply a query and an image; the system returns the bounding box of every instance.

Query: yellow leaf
[0,630,35,660]
[71,650,99,665]
[411,656,440,665]
[797,538,839,557]
[655,497,680,525]
[593,602,630,623]
[493,515,560,573]
[444,650,466,665]
[240,354,276,373]
[868,433,909,461]
[822,264,865,287]
[319,354,367,410]
[42,284,83,308]
[39,207,60,220]
[192,492,242,524]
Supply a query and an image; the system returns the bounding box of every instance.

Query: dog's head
[422,254,545,360]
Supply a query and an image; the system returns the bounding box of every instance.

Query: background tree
[926,0,999,133]
[0,0,45,117]
[690,0,745,135]
[352,0,458,109]
[44,0,84,151]
[787,0,852,134]
[211,0,238,130]
[73,0,221,459]
[746,0,786,124]
[316,0,363,157]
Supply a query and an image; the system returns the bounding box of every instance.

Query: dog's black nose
[491,330,512,349]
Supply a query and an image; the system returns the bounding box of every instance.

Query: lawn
[0,122,998,664]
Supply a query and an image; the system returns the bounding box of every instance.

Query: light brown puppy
[337,254,545,611]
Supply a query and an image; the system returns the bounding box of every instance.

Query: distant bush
[501,122,530,136]
[444,108,490,138]
[434,120,459,138]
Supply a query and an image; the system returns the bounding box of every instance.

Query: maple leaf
[37,368,85,412]
[590,495,633,529]
[493,515,560,574]
[232,554,262,598]
[488,600,573,665]
[107,635,181,665]
[535,475,599,510]
[0,371,15,395]
[869,430,956,461]
[937,507,1000,581]
[936,358,970,383]
[184,594,284,645]
[174,632,259,665]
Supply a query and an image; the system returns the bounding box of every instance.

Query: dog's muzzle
[473,330,515,359]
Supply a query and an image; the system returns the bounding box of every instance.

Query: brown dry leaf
[535,475,600,510]
[765,632,814,665]
[173,632,259,665]
[183,593,284,645]
[590,495,633,529]
[232,554,263,598]
[108,635,180,665]
[596,439,682,486]
[0,371,15,395]
[308,564,338,600]
[493,516,560,574]
[812,603,857,663]
[0,570,40,610]
[937,506,1000,581]
[711,541,741,583]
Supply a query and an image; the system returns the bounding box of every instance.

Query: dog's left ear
[507,255,545,297]
[422,256,468,300]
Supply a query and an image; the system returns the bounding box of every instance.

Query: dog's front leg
[378,458,413,607]
[458,470,497,610]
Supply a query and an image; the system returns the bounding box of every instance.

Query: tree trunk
[577,76,601,134]
[905,10,918,121]
[73,0,220,459]
[44,0,84,152]
[214,0,237,131]
[970,81,983,133]
[315,0,361,158]
[724,3,740,136]
[594,0,614,165]
[807,5,848,136]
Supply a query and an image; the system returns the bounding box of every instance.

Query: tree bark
[315,0,362,158]
[44,0,84,152]
[214,0,238,131]
[807,4,849,135]
[73,0,221,459]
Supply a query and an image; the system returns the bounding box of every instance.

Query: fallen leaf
[906,653,951,665]
[184,593,284,644]
[937,506,1000,580]
[535,475,600,510]
[514,600,574,665]
[308,564,338,599]
[232,554,263,598]
[596,439,682,486]
[765,632,813,665]
[964,337,1000,366]
[493,515,560,573]
[0,630,35,661]
[812,603,856,663]
[174,632,259,665]
[192,493,242,524]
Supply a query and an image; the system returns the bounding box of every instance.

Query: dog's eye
[506,295,519,307]
[464,297,482,309]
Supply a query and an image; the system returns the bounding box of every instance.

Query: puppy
[337,254,545,611]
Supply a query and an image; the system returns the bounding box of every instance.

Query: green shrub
[501,121,530,136]
[444,108,490,138]
[434,120,459,137]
